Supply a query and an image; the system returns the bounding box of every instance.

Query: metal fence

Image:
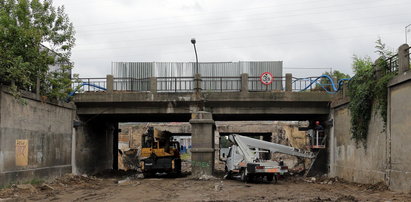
[73,76,323,93]
[114,77,150,91]
[386,54,399,73]
[292,77,320,91]
[72,78,106,92]
[157,77,194,92]
[202,77,241,92]
[248,76,284,91]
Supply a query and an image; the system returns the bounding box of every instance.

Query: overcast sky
[53,0,411,78]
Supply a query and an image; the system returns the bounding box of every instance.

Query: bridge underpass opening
[74,111,328,178]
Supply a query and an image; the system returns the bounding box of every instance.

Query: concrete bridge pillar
[285,73,292,92]
[74,117,118,174]
[150,77,157,93]
[106,75,113,93]
[241,73,249,94]
[398,44,410,74]
[189,111,215,178]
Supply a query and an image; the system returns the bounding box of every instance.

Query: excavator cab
[139,127,181,177]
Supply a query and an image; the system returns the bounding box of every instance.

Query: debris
[117,177,131,184]
[0,198,21,202]
[335,195,358,202]
[198,175,216,180]
[309,196,332,202]
[135,174,144,179]
[16,184,36,193]
[311,177,317,182]
[40,184,54,191]
[214,181,223,191]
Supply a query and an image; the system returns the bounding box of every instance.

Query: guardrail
[248,76,284,91]
[72,78,106,92]
[157,77,194,92]
[202,77,241,92]
[114,77,150,91]
[72,74,335,94]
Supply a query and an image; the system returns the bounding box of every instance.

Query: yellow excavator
[139,127,181,177]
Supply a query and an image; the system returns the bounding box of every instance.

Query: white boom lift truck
[223,134,315,183]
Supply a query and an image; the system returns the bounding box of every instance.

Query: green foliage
[317,70,351,91]
[348,39,395,145]
[0,0,75,100]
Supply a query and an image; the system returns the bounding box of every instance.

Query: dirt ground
[1,170,410,202]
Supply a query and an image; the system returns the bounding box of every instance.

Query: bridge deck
[74,91,331,121]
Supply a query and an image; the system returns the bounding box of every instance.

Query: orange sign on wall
[16,139,29,166]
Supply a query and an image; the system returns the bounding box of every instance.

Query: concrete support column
[342,82,348,98]
[189,111,215,178]
[194,73,202,93]
[240,73,249,93]
[398,44,410,74]
[106,75,114,93]
[285,73,292,92]
[150,77,157,93]
[75,118,116,174]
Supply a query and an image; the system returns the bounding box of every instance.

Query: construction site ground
[1,169,410,202]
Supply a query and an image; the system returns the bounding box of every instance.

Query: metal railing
[292,77,323,91]
[113,77,150,91]
[386,54,399,73]
[202,77,241,92]
[248,76,284,91]
[72,78,106,92]
[73,76,328,93]
[157,77,194,92]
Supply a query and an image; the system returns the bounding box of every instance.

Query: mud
[1,173,410,201]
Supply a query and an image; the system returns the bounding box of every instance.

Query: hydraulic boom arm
[229,134,315,159]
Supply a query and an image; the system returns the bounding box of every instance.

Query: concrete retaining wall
[329,105,387,184]
[329,72,411,193]
[388,73,411,192]
[0,87,74,186]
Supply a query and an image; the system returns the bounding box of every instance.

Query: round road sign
[260,72,273,85]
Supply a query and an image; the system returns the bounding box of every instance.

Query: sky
[53,0,411,78]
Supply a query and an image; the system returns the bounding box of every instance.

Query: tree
[316,70,351,92]
[0,0,75,99]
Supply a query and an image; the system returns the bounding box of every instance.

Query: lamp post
[406,24,411,44]
[191,38,199,75]
[191,38,200,96]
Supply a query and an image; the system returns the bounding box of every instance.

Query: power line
[71,30,400,60]
[74,13,409,48]
[72,21,407,52]
[75,1,406,34]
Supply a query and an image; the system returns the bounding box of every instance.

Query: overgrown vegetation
[316,70,351,91]
[0,0,75,100]
[348,39,396,144]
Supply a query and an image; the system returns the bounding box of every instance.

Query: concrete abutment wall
[329,49,411,193]
[0,87,74,186]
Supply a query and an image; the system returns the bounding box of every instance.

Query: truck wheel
[240,170,247,182]
[267,174,274,182]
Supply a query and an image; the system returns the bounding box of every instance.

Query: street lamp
[191,38,199,75]
[406,24,411,44]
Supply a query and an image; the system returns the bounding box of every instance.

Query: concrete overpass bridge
[72,74,333,176]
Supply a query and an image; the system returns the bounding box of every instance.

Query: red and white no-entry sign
[260,72,273,85]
